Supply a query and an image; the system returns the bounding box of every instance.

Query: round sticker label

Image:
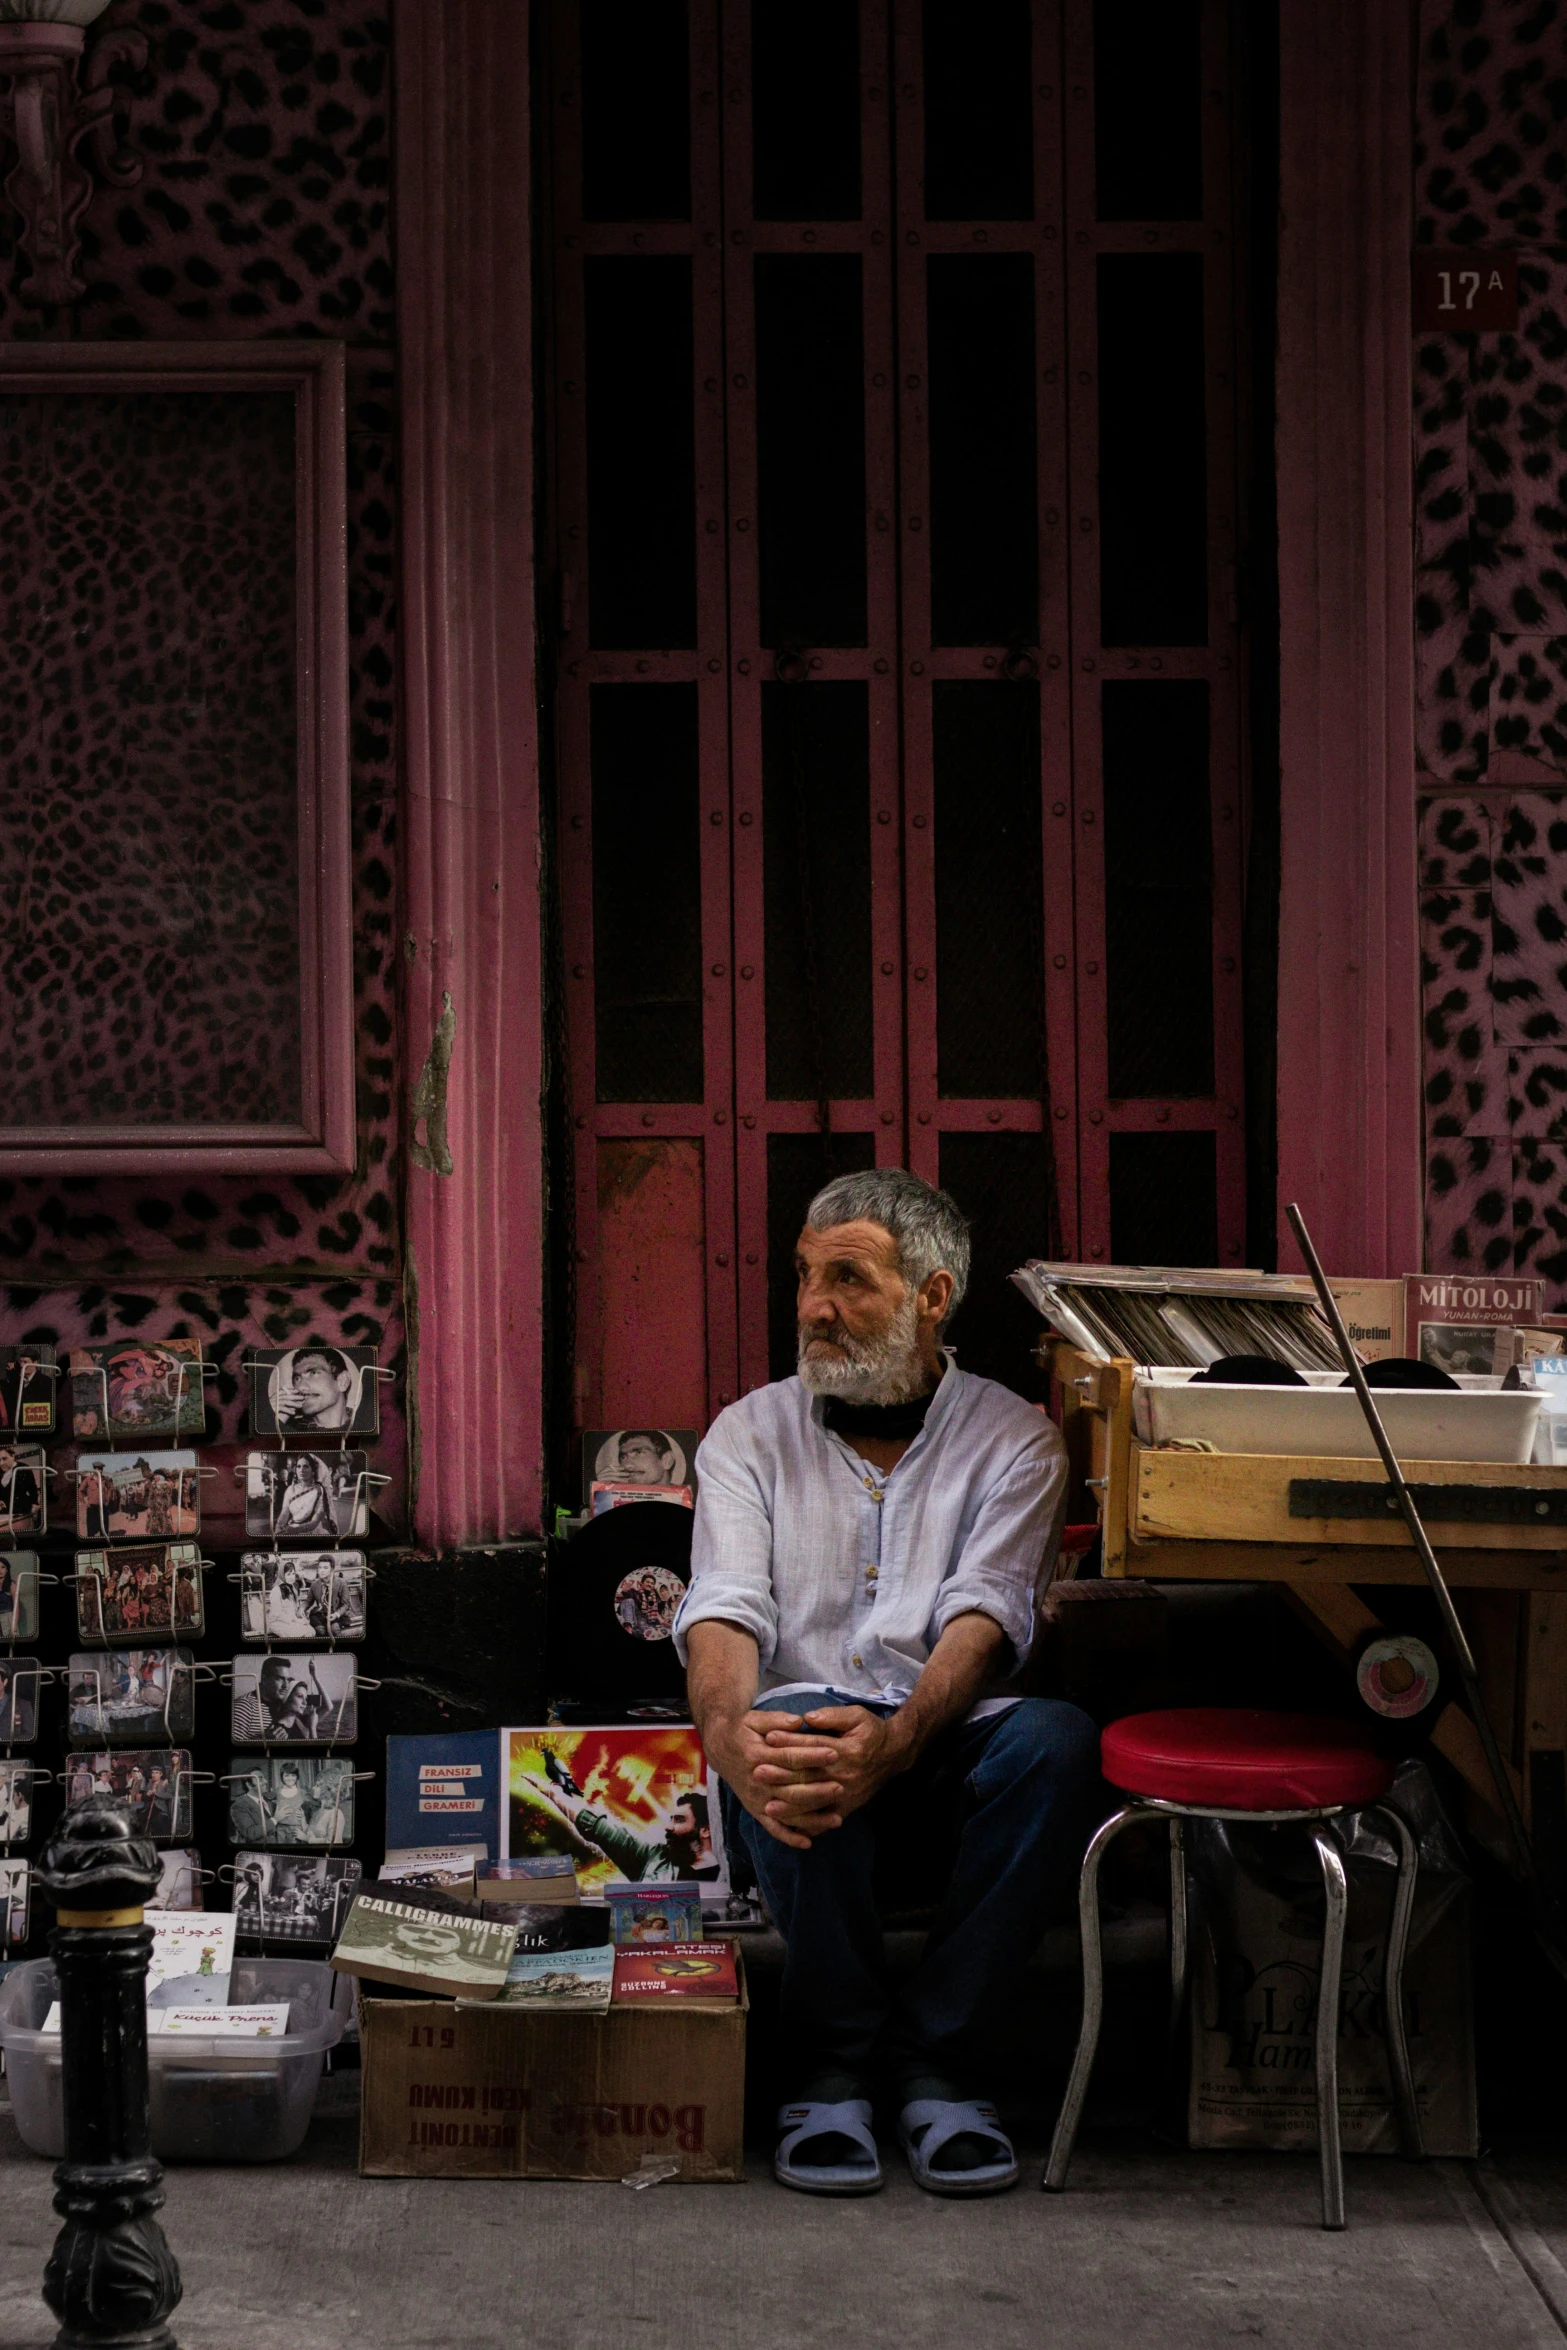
[613,1567,684,1642]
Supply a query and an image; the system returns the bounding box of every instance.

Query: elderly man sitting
[676,1168,1098,2197]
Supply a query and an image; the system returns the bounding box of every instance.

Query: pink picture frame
[0,339,352,1174]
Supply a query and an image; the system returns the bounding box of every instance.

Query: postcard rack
[1048,1340,1567,1886]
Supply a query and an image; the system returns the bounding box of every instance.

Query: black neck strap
[823,1386,937,1441]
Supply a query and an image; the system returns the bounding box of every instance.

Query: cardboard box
[357,1947,747,2181]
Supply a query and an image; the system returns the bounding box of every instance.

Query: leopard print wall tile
[1417,5,1567,1295]
[0,3,401,1303]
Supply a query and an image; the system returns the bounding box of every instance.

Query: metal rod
[1284,1202,1546,1907]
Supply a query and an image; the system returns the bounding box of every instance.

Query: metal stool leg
[1044,1803,1144,2193]
[1167,1815,1189,2052]
[1310,1828,1349,2230]
[1367,1801,1423,2158]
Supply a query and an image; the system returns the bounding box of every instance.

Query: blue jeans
[732,1689,1101,2082]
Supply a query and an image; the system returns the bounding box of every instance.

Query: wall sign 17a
[1412,250,1519,331]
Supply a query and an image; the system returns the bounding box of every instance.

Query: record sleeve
[2,1859,29,1946]
[231,1652,356,1745]
[70,1340,205,1441]
[239,1550,367,1642]
[0,1346,55,1436]
[75,1543,204,1644]
[75,1451,199,1542]
[227,1756,355,1848]
[71,1750,193,1843]
[67,1649,195,1745]
[232,1850,363,1940]
[0,1659,39,1745]
[0,1552,39,1642]
[244,1451,371,1542]
[0,1445,47,1541]
[581,1428,698,1509]
[148,1849,205,1911]
[0,1759,34,1847]
[501,1722,721,1897]
[249,1344,381,1440]
[550,1499,693,1707]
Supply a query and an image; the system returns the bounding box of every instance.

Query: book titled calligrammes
[329,1890,517,2000]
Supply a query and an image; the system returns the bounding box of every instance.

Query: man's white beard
[796,1286,931,1405]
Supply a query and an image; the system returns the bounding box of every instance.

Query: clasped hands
[715,1706,909,1851]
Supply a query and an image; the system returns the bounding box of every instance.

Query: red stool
[1044,1708,1423,2229]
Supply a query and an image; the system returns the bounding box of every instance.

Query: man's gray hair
[804,1167,971,1319]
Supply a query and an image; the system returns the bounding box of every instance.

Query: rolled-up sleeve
[929,1420,1068,1668]
[672,1416,780,1668]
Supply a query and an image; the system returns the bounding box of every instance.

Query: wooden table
[1051,1345,1567,1886]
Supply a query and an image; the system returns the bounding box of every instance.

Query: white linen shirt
[672,1357,1069,1703]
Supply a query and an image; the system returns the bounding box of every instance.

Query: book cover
[385,1730,501,1859]
[1404,1275,1545,1375]
[330,1888,518,2000]
[147,1911,237,2008]
[154,2005,292,2038]
[477,1856,578,1905]
[481,1942,615,2013]
[502,1724,725,1898]
[606,1883,705,1944]
[498,1903,611,1954]
[611,1942,739,2002]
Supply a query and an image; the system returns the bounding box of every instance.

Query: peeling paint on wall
[410,989,456,1176]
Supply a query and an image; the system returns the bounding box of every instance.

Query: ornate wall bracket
[0,10,145,306]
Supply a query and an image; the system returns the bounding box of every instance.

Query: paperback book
[330,1888,518,2000]
[385,1730,500,1857]
[606,1883,705,1944]
[481,1943,615,2013]
[611,1942,739,2002]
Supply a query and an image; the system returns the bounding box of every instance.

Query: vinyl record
[550,1501,694,1706]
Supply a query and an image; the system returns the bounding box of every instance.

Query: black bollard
[34,1799,182,2350]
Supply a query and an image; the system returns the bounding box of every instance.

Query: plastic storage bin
[0,1957,350,2162]
[1130,1367,1542,1463]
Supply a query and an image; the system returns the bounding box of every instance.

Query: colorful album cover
[590,1482,694,1515]
[230,1651,356,1746]
[581,1429,697,1509]
[248,1344,381,1440]
[0,1552,39,1643]
[0,1659,39,1745]
[66,1649,195,1745]
[68,1750,193,1843]
[75,1450,199,1542]
[70,1339,205,1441]
[0,1345,56,1435]
[238,1550,366,1643]
[0,1759,34,1846]
[2,1858,28,1945]
[243,1451,371,1542]
[501,1724,723,1898]
[148,1849,205,1912]
[232,1850,363,1941]
[0,1445,47,1540]
[75,1543,204,1645]
[226,1756,355,1848]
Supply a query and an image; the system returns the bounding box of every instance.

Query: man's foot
[897,2072,1018,2194]
[776,2070,883,2195]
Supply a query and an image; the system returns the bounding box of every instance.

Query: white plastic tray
[1132,1368,1542,1463]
